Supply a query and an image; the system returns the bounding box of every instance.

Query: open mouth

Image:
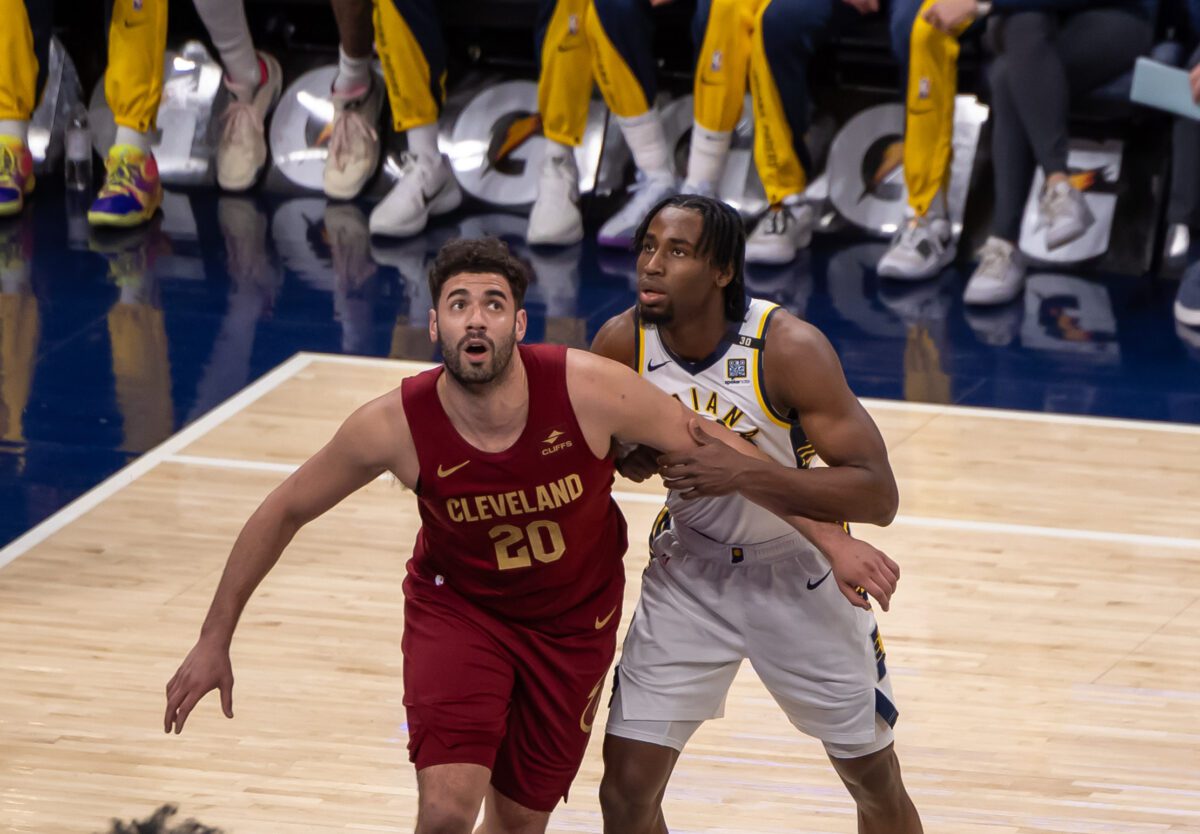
[638,288,667,305]
[461,337,492,362]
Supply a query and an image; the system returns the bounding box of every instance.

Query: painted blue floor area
[2,183,1198,548]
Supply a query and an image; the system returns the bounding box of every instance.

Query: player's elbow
[871,476,900,526]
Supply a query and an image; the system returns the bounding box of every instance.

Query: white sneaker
[964,236,1026,305]
[746,203,814,265]
[368,151,463,238]
[323,78,384,200]
[527,153,582,246]
[877,215,954,280]
[216,52,283,192]
[597,174,678,249]
[1037,179,1094,250]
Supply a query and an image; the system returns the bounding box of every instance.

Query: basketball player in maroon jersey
[163,237,887,833]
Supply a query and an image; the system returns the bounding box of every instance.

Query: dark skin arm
[657,311,899,527]
[590,309,899,610]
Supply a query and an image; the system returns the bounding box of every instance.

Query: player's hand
[922,0,977,32]
[657,419,754,498]
[822,535,900,612]
[617,444,662,483]
[840,0,879,14]
[164,638,235,734]
[1191,65,1200,105]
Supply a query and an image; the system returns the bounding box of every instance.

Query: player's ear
[515,308,528,342]
[713,260,734,290]
[428,308,438,344]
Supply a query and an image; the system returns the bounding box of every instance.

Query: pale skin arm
[164,395,417,734]
[569,347,898,610]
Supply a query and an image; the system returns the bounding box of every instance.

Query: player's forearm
[199,500,300,645]
[734,459,899,526]
[786,515,851,552]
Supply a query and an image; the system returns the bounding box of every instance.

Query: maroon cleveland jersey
[401,344,628,623]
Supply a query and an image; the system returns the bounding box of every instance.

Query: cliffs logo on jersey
[542,428,574,456]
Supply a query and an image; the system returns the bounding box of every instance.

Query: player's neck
[659,304,728,362]
[438,351,530,450]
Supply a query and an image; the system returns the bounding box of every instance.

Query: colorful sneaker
[0,135,35,217]
[88,145,163,228]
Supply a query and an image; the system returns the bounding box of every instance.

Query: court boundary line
[164,453,1200,552]
[6,349,1200,572]
[0,353,319,571]
[301,353,1200,436]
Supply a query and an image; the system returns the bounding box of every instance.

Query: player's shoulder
[762,305,835,359]
[590,306,638,368]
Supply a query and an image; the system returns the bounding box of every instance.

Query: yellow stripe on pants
[107,0,169,133]
[693,0,757,134]
[374,0,442,131]
[749,0,804,205]
[539,0,594,147]
[0,0,38,121]
[903,0,970,217]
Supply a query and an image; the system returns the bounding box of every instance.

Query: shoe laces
[329,102,378,168]
[977,239,1013,276]
[1037,182,1075,227]
[0,143,22,183]
[220,98,263,148]
[761,206,794,236]
[100,157,142,197]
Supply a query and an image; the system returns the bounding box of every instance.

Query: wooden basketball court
[3,352,1199,833]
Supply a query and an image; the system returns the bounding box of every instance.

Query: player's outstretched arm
[164,395,416,734]
[658,315,899,526]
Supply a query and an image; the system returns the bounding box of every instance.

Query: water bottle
[64,107,92,192]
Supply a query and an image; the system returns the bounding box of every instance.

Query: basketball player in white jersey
[591,194,923,833]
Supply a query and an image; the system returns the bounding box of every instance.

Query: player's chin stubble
[441,331,517,387]
[637,302,674,326]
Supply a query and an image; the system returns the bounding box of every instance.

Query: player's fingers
[219,677,235,719]
[883,553,901,579]
[838,581,872,610]
[173,691,205,735]
[876,558,900,588]
[863,578,891,611]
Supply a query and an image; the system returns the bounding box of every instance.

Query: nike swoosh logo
[594,605,618,630]
[806,569,832,590]
[437,460,470,478]
[646,359,670,372]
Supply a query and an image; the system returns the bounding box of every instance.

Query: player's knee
[839,747,909,814]
[415,799,477,834]
[599,766,661,825]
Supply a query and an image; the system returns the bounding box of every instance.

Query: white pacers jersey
[636,298,820,548]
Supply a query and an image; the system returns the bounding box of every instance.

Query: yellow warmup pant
[748,0,804,205]
[374,0,445,131]
[693,0,756,135]
[0,0,167,131]
[0,0,38,122]
[904,0,970,216]
[538,0,594,147]
[585,0,755,129]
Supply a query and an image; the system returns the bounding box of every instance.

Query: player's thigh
[402,575,515,771]
[490,626,618,813]
[617,552,746,720]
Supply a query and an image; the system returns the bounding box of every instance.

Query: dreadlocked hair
[632,193,747,322]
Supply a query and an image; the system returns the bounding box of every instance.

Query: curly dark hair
[632,193,747,322]
[98,804,223,834]
[427,237,533,308]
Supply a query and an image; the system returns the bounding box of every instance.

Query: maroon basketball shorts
[401,570,622,812]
